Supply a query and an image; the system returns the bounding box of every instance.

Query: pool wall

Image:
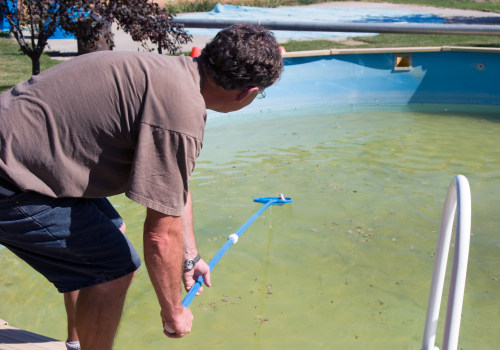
[220,47,500,117]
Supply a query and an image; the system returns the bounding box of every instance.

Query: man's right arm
[143,208,193,338]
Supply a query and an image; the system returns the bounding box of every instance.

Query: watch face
[185,260,195,270]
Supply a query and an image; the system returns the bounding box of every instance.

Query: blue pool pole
[182,195,292,307]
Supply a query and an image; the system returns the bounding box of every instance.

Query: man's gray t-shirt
[0,51,206,216]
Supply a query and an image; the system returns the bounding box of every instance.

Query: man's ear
[236,87,259,102]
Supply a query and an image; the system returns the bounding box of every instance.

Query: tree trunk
[31,54,41,76]
[77,22,112,55]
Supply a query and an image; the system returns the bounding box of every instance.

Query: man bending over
[0,24,283,350]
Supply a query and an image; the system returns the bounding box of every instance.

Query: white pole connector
[228,233,239,244]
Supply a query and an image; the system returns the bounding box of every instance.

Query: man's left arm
[143,209,192,337]
[182,191,211,295]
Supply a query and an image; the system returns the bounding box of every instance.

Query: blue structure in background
[178,3,445,39]
[1,10,8,31]
[0,0,75,38]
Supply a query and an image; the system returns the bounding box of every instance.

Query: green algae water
[1,106,499,349]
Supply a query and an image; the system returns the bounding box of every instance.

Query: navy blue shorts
[0,191,141,293]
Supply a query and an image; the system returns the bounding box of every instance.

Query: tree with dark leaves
[0,0,61,75]
[0,0,191,75]
[111,0,191,54]
[58,0,114,55]
[59,0,191,55]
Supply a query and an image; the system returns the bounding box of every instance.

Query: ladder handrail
[422,175,472,350]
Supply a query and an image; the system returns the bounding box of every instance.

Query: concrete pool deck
[0,319,66,349]
[45,1,500,58]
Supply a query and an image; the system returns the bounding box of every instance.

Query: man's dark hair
[198,24,284,91]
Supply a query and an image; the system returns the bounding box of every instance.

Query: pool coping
[282,46,500,58]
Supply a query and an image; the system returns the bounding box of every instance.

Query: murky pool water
[1,106,499,349]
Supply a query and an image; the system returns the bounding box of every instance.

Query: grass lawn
[282,33,500,52]
[0,33,60,92]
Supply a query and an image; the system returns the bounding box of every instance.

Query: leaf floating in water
[221,296,242,303]
[257,315,270,324]
[200,302,217,311]
[266,284,272,295]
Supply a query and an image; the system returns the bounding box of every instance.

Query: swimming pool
[0,49,499,349]
[232,47,500,116]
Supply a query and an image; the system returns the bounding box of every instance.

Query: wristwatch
[184,253,201,271]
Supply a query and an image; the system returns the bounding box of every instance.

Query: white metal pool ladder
[422,175,472,350]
